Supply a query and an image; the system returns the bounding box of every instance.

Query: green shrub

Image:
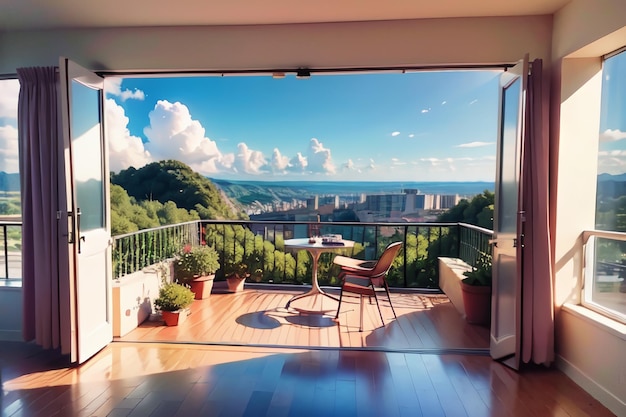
[154,282,194,312]
[175,244,220,283]
[462,252,492,286]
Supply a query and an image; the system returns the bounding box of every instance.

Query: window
[0,78,21,281]
[588,49,626,323]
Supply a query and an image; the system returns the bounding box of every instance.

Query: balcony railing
[112,221,200,278]
[0,219,22,280]
[112,219,494,289]
[0,218,494,288]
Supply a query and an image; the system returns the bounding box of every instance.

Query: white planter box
[438,257,472,318]
[112,261,173,337]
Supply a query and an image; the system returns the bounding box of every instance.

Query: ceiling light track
[96,63,512,78]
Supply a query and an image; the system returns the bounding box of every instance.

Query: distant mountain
[210,178,494,206]
[0,172,20,192]
[598,173,626,182]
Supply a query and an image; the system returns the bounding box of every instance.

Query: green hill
[111,160,242,220]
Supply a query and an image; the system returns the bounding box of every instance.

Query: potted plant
[154,282,195,326]
[225,261,251,292]
[175,244,220,299]
[461,251,492,325]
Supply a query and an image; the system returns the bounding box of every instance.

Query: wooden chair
[333,242,402,331]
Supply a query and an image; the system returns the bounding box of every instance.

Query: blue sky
[598,51,626,175]
[2,60,625,182]
[104,71,502,182]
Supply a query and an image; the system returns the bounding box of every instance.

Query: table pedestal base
[285,287,340,315]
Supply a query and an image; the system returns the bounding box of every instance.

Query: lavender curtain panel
[521,59,554,366]
[17,67,71,352]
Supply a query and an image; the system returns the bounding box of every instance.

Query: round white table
[284,237,355,312]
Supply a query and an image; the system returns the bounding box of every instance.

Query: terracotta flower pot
[189,275,215,299]
[461,282,491,325]
[226,274,247,293]
[162,309,189,326]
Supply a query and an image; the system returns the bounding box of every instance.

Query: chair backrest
[368,242,403,278]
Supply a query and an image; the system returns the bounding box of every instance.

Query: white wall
[0,286,22,341]
[0,16,552,74]
[552,1,626,415]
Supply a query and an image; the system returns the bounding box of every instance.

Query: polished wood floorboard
[1,342,615,417]
[2,285,615,416]
[118,283,490,352]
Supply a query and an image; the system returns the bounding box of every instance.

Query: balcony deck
[117,283,490,352]
[1,298,615,417]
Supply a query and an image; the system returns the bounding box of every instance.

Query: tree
[111,160,242,220]
[438,190,494,229]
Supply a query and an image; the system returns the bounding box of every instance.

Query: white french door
[60,58,113,364]
[490,57,528,369]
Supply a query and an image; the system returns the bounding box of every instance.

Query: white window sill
[0,279,22,288]
[562,303,626,341]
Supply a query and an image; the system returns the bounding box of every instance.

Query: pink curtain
[521,59,554,366]
[17,67,71,352]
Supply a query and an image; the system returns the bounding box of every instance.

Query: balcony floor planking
[118,284,490,351]
[3,285,613,416]
[0,342,616,417]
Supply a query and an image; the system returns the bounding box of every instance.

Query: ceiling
[1,0,571,31]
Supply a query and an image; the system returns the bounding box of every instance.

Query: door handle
[77,208,85,254]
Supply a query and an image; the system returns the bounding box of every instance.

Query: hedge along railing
[111,220,494,289]
[200,220,493,289]
[112,221,200,279]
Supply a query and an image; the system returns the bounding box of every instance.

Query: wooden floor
[0,341,615,416]
[0,285,616,416]
[118,283,490,352]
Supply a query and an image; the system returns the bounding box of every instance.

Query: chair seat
[332,256,377,273]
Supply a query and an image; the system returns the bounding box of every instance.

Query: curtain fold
[521,59,555,366]
[17,66,69,351]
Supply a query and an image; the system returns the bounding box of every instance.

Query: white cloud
[143,100,228,174]
[420,157,442,166]
[307,138,335,174]
[105,99,152,172]
[391,158,407,166]
[599,129,626,142]
[441,101,447,105]
[598,154,626,174]
[270,148,290,172]
[421,108,430,113]
[235,142,267,175]
[0,79,19,119]
[391,131,400,137]
[0,125,19,173]
[469,99,478,105]
[289,152,308,172]
[343,159,359,172]
[340,158,376,176]
[457,141,494,148]
[408,134,415,138]
[105,78,145,101]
